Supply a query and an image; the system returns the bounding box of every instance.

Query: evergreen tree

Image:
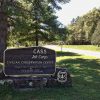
[0,0,70,61]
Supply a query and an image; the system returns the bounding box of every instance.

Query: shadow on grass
[0,51,100,100]
[56,51,100,98]
[57,51,100,98]
[57,51,81,57]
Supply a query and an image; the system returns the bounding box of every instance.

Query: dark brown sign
[4,47,56,76]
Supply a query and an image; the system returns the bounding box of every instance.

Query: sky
[56,0,100,26]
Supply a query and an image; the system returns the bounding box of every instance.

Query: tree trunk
[35,33,39,46]
[0,1,8,62]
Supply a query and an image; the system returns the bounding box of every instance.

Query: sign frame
[3,46,56,77]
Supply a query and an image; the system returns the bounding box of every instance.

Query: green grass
[0,52,100,100]
[63,45,100,52]
[0,63,3,70]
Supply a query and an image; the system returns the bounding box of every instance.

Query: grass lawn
[63,45,100,52]
[0,63,3,71]
[0,51,100,100]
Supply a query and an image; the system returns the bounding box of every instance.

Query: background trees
[91,21,100,46]
[1,0,99,62]
[67,8,100,45]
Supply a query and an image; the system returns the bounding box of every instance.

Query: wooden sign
[4,47,56,76]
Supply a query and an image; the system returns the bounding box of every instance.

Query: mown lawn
[0,51,100,100]
[63,45,100,52]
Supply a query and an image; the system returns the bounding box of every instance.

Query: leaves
[7,0,70,46]
[68,8,100,45]
[91,21,100,46]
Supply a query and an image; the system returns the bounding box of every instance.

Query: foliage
[91,21,100,46]
[0,0,70,61]
[67,8,100,45]
[7,0,70,46]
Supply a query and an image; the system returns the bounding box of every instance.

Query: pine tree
[0,0,70,61]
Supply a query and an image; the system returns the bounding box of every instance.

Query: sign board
[4,47,56,76]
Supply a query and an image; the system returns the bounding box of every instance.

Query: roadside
[44,45,100,58]
[63,45,100,52]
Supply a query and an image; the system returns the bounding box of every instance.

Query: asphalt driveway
[44,45,100,58]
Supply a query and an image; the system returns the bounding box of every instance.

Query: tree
[0,0,70,61]
[67,8,100,45]
[0,0,8,61]
[8,0,70,46]
[0,0,29,61]
[91,21,100,46]
[68,17,85,44]
[8,0,63,46]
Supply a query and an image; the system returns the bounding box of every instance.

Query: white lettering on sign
[32,55,38,59]
[32,55,48,59]
[33,49,47,54]
[38,55,48,59]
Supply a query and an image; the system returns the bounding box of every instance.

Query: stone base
[0,68,72,89]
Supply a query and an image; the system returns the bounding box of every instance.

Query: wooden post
[35,33,39,46]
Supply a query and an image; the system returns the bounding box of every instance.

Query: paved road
[44,45,100,58]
